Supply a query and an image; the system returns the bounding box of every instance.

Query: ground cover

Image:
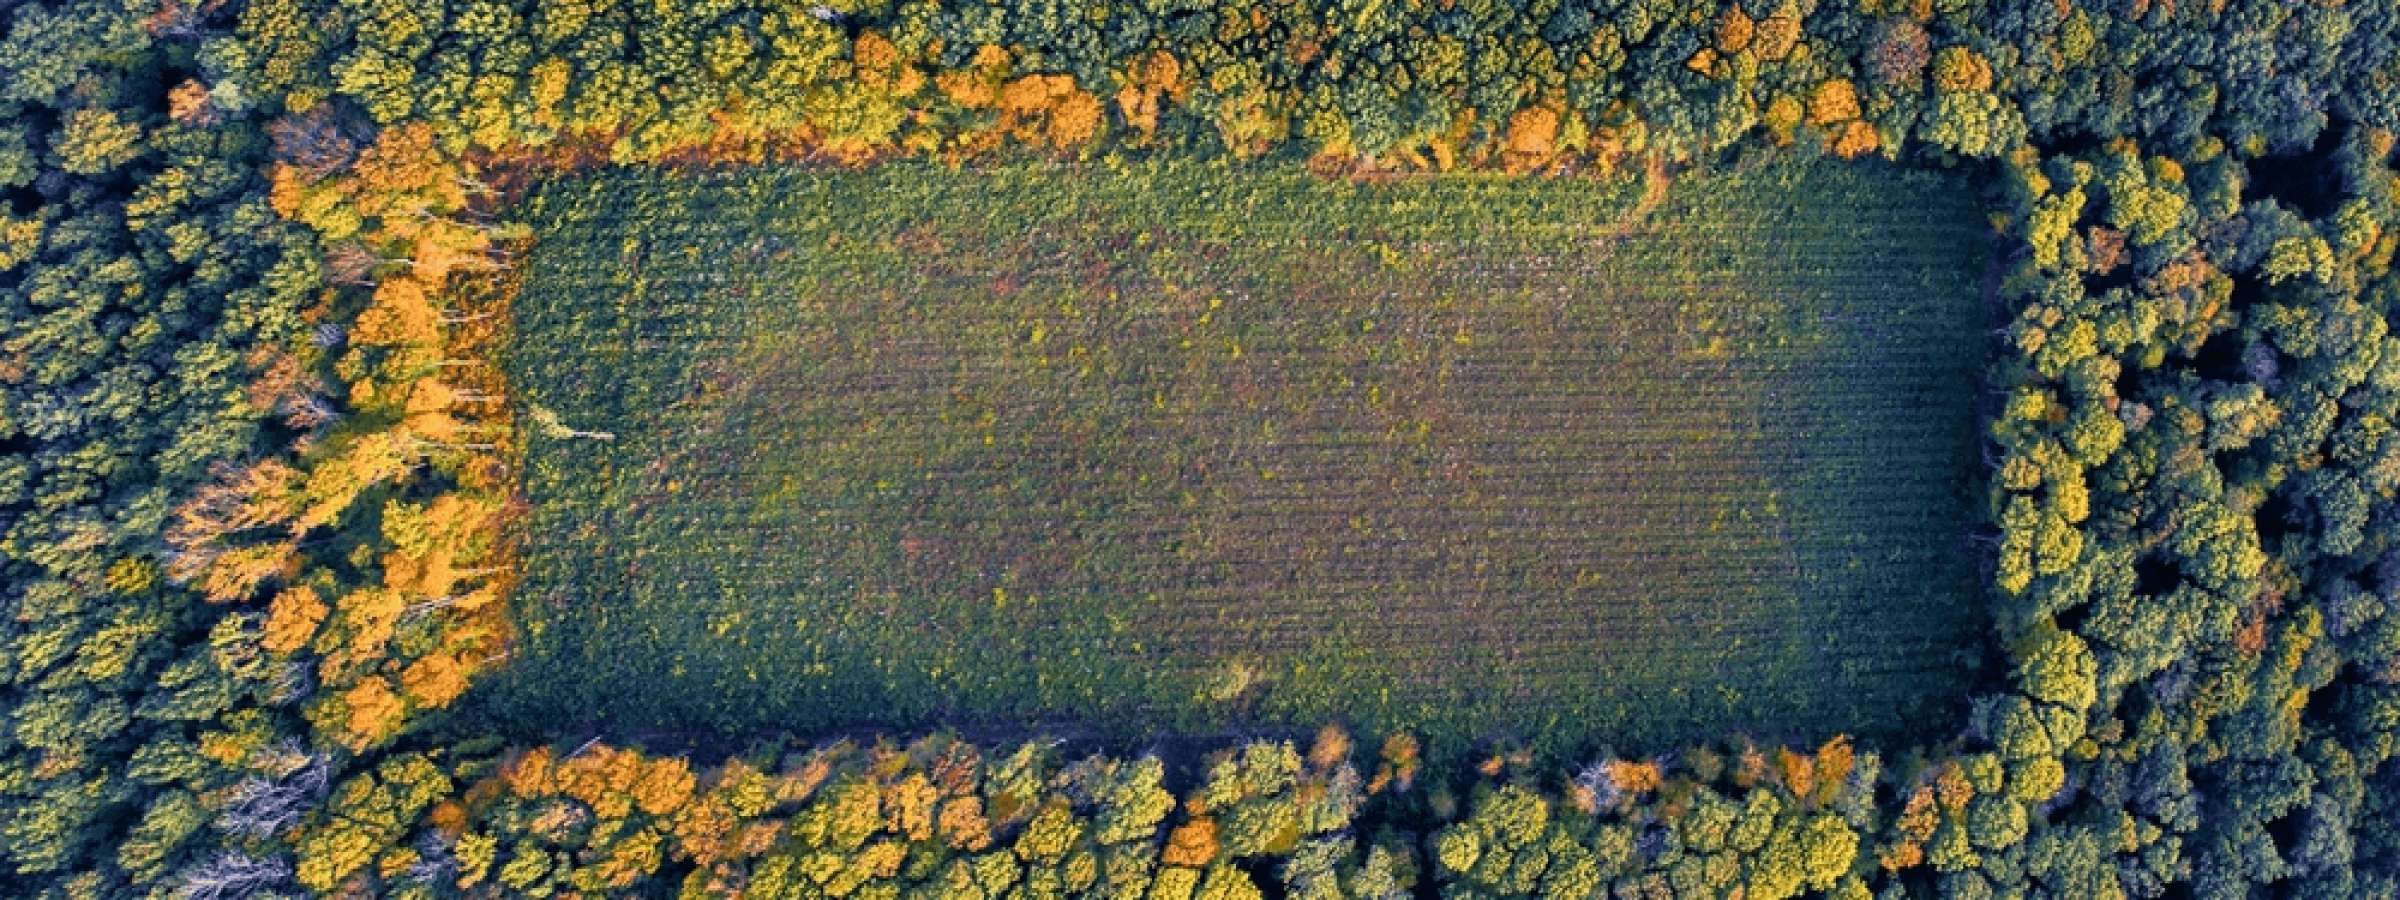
[476,157,1993,754]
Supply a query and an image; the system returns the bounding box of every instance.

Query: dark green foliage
[7,0,2400,895]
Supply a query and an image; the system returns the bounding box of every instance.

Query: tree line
[0,0,2397,896]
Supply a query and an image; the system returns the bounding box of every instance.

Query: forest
[2,0,2399,897]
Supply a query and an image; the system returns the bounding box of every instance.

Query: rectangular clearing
[481,158,1992,752]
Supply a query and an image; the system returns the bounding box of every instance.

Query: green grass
[474,157,1992,755]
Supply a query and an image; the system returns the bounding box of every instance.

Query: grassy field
[475,157,1993,755]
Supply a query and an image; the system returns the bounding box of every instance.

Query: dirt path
[1592,153,1672,251]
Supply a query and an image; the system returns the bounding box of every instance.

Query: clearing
[475,157,1992,754]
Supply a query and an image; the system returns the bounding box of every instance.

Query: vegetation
[481,157,1990,752]
[3,0,2398,896]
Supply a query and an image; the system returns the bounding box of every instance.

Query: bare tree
[268,108,358,177]
[215,743,329,838]
[175,851,293,900]
[325,242,384,286]
[406,832,461,887]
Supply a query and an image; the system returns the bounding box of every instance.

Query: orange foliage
[1807,79,1861,127]
[850,32,919,93]
[409,220,494,283]
[1366,733,1420,795]
[1832,120,1881,159]
[428,800,468,836]
[1162,817,1219,867]
[341,676,408,749]
[1932,762,1974,810]
[1777,747,1817,800]
[1506,106,1561,158]
[936,797,993,850]
[884,773,940,842]
[264,585,329,653]
[354,278,442,348]
[937,45,1011,109]
[1115,51,1183,138]
[669,795,739,864]
[1606,759,1664,797]
[169,459,303,559]
[1047,90,1104,148]
[1815,736,1855,798]
[1881,785,1940,870]
[1000,74,1067,116]
[632,756,699,817]
[1686,47,1720,76]
[266,164,312,220]
[352,123,466,219]
[1714,7,1755,54]
[1306,725,1352,772]
[1735,744,1772,788]
[169,79,218,126]
[400,652,471,708]
[504,747,558,797]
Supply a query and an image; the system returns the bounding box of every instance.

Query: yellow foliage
[318,586,404,684]
[294,431,417,534]
[529,57,570,129]
[196,540,297,603]
[589,828,666,889]
[1932,46,1993,92]
[1762,95,1804,144]
[105,557,157,595]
